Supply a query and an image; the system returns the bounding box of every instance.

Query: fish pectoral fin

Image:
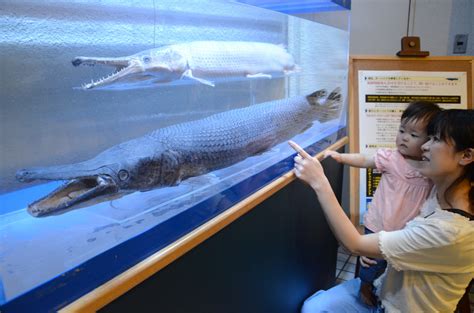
[181,69,215,87]
[246,73,272,79]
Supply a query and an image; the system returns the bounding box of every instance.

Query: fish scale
[179,41,295,76]
[151,93,338,177]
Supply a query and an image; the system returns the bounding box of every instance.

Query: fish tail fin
[306,89,327,106]
[313,87,343,123]
[326,87,342,103]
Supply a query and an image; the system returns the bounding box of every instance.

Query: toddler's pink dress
[364,148,433,232]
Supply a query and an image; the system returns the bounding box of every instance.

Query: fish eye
[143,56,151,63]
[118,169,129,181]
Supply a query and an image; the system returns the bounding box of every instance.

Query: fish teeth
[82,68,122,88]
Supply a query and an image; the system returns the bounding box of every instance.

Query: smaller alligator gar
[16,88,341,217]
[72,41,299,90]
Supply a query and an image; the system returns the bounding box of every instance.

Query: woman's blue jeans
[301,278,384,313]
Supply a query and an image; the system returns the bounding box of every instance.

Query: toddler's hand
[323,150,342,163]
[360,256,377,268]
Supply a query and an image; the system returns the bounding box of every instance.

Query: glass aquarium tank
[0,0,350,310]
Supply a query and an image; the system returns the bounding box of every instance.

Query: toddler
[324,101,442,306]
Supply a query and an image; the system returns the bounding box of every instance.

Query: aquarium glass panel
[0,0,349,309]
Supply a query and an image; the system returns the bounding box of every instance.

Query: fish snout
[28,203,48,217]
[16,169,35,182]
[71,57,101,67]
[71,57,84,67]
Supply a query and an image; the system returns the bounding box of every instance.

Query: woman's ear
[459,148,474,166]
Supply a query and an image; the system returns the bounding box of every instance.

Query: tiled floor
[335,245,357,284]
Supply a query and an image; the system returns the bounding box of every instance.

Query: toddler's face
[396,118,429,160]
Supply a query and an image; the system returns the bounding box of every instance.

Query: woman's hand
[288,141,384,260]
[288,141,330,191]
[359,256,377,268]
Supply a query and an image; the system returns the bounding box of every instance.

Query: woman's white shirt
[374,189,474,313]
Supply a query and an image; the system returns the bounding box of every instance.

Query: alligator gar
[72,41,299,90]
[16,88,341,217]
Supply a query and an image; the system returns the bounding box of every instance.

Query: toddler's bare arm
[323,151,376,168]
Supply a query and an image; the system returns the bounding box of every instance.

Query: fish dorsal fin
[306,89,327,106]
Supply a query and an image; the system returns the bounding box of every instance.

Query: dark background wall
[101,155,344,313]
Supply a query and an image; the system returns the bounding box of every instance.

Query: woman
[289,109,473,313]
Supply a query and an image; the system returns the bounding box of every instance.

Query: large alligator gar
[16,88,341,217]
[72,41,299,90]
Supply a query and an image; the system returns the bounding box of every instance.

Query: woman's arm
[289,141,383,259]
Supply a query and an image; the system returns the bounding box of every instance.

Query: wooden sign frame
[348,55,474,224]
